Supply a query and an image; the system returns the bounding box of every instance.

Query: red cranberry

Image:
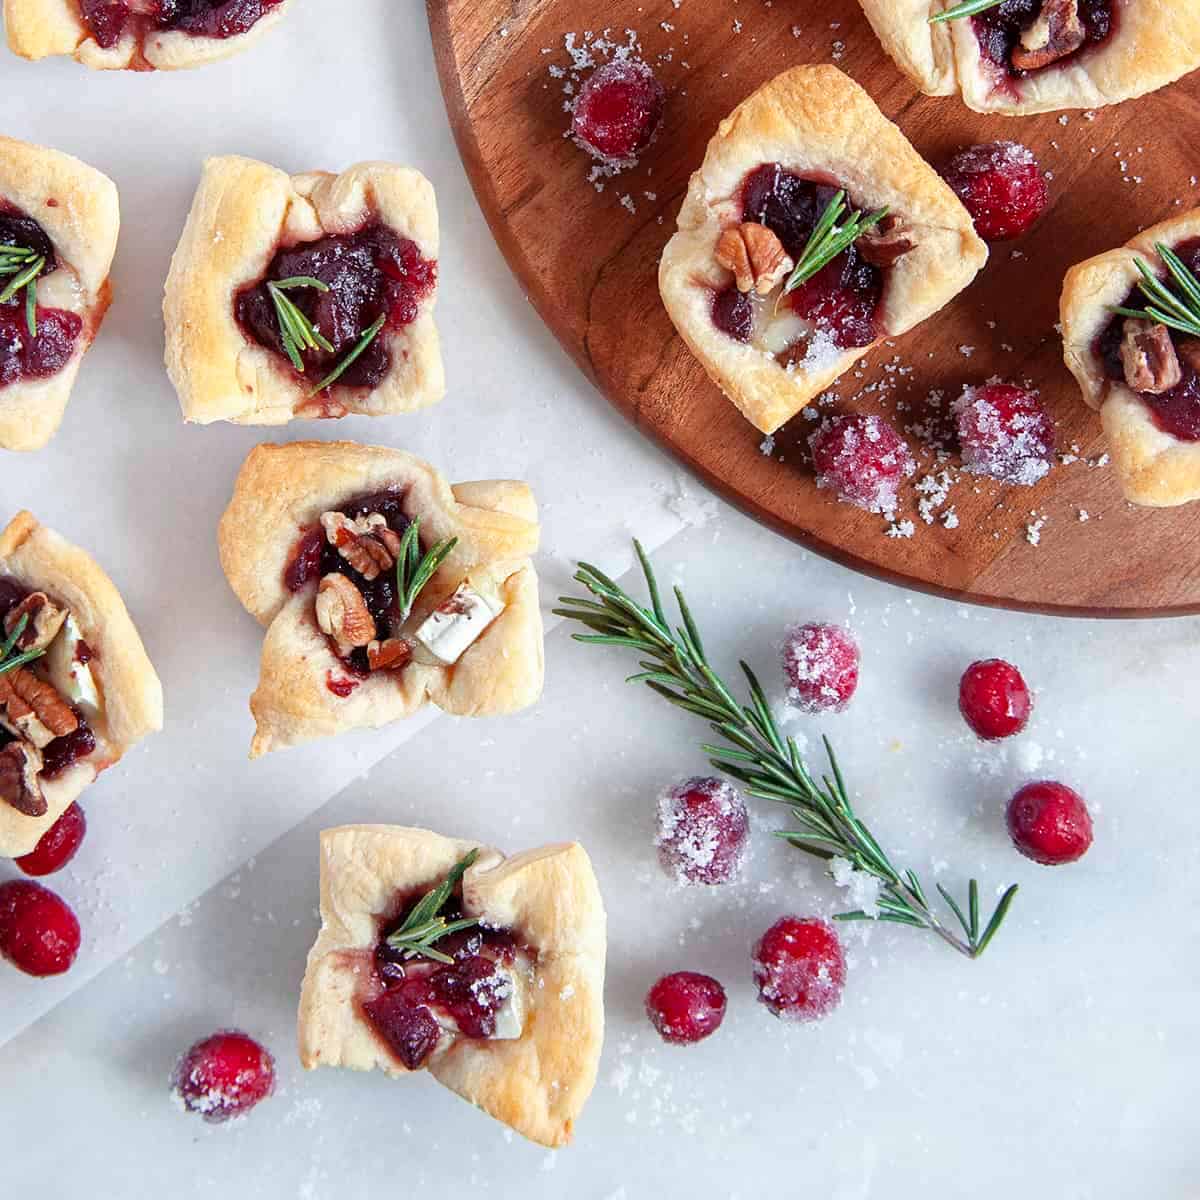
[781,622,860,714]
[786,248,881,350]
[809,413,915,514]
[1007,781,1093,866]
[15,803,86,876]
[645,971,727,1045]
[958,660,1032,741]
[711,285,753,343]
[655,776,749,886]
[172,1031,276,1123]
[0,879,81,977]
[570,59,665,166]
[752,916,845,1022]
[953,383,1054,485]
[941,142,1048,241]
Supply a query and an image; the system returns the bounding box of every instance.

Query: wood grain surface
[428,0,1200,616]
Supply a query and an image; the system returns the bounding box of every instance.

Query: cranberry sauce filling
[363,891,523,1071]
[974,0,1115,79]
[236,225,436,392]
[1095,238,1200,442]
[79,0,283,50]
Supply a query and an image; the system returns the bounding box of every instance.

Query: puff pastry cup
[0,511,163,856]
[658,66,987,435]
[298,825,606,1148]
[859,0,1200,115]
[0,136,118,452]
[1061,207,1200,507]
[164,156,444,426]
[4,0,290,71]
[219,442,544,758]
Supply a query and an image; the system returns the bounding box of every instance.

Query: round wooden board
[427,0,1200,617]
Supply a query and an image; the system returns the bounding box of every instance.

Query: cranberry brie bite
[1061,207,1200,506]
[219,442,543,757]
[165,157,443,426]
[3,0,289,71]
[0,512,163,857]
[658,66,986,435]
[298,826,606,1147]
[859,0,1200,115]
[0,137,118,452]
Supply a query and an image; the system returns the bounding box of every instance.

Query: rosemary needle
[780,191,888,298]
[310,314,386,395]
[395,517,459,620]
[385,848,480,964]
[929,0,1005,22]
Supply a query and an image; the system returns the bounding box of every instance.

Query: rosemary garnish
[1110,243,1200,339]
[267,276,334,372]
[0,615,46,678]
[385,848,481,965]
[396,517,459,620]
[781,191,888,297]
[0,245,46,337]
[929,0,1005,23]
[310,314,386,396]
[553,541,1019,961]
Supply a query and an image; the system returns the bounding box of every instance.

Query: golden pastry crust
[0,136,118,452]
[164,156,444,426]
[658,66,986,435]
[1061,207,1200,507]
[297,825,606,1148]
[4,0,289,69]
[861,0,1200,115]
[0,511,163,855]
[219,442,543,757]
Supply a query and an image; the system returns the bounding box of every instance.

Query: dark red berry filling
[236,225,435,392]
[79,0,283,51]
[941,142,1048,242]
[809,413,915,514]
[959,659,1033,741]
[570,59,665,166]
[1006,780,1093,865]
[15,802,87,876]
[655,776,749,886]
[973,0,1115,81]
[953,382,1055,484]
[0,879,81,976]
[752,916,845,1022]
[172,1030,276,1123]
[711,285,754,343]
[645,971,727,1045]
[781,622,860,714]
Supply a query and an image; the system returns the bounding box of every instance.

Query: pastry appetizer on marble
[165,157,443,426]
[1061,207,1200,506]
[298,825,606,1147]
[0,136,118,452]
[0,511,163,857]
[4,0,289,70]
[219,442,543,757]
[859,0,1200,115]
[658,66,986,436]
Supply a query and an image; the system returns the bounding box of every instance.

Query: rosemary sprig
[395,517,459,620]
[1110,243,1200,339]
[310,314,386,395]
[385,848,480,965]
[0,247,45,337]
[929,0,1005,23]
[553,541,1019,961]
[781,191,888,298]
[0,615,46,678]
[268,276,335,372]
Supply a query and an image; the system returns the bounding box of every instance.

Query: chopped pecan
[857,215,916,268]
[320,512,401,581]
[1011,0,1085,71]
[1120,319,1182,395]
[0,667,78,748]
[367,638,413,672]
[315,574,376,654]
[1177,338,1200,376]
[0,740,45,817]
[3,592,68,652]
[716,222,794,295]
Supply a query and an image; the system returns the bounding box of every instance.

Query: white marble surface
[1,3,1198,1197]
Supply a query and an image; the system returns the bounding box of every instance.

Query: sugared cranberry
[752,916,845,1022]
[782,623,860,714]
[1007,781,1093,866]
[570,59,665,167]
[941,142,1048,241]
[15,803,86,876]
[172,1031,276,1123]
[645,971,727,1045]
[959,660,1032,741]
[953,383,1054,485]
[0,879,80,977]
[655,777,749,886]
[711,285,753,343]
[809,413,915,514]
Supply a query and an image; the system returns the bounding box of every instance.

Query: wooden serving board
[428,0,1200,616]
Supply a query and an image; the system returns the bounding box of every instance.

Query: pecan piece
[315,574,376,655]
[1011,0,1085,71]
[3,593,68,652]
[320,512,401,581]
[857,215,916,268]
[0,740,45,817]
[1120,319,1182,395]
[716,222,794,295]
[367,638,413,672]
[0,667,78,748]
